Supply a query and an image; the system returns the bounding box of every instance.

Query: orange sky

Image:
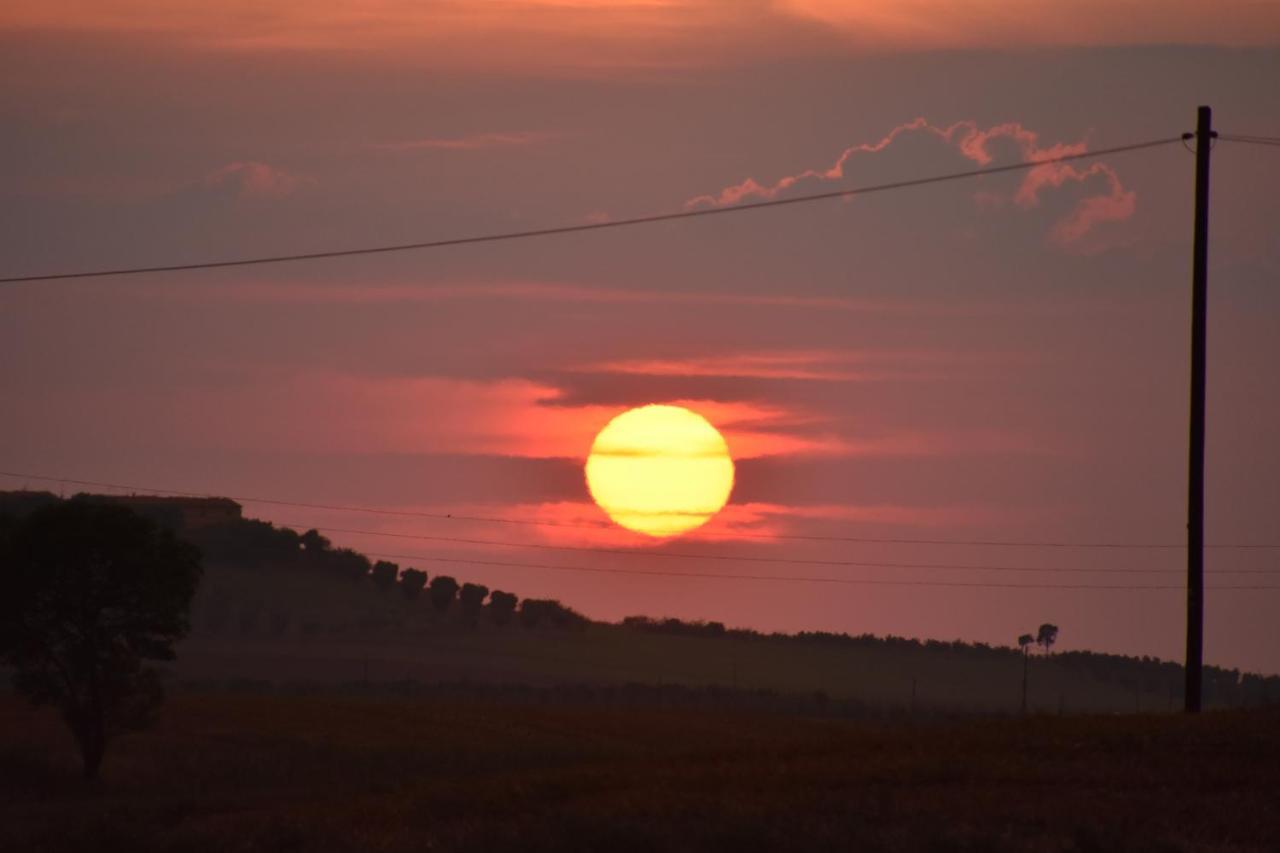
[4,1,1278,71]
[2,1,1279,671]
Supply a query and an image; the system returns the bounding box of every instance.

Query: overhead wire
[0,137,1182,285]
[0,131,1273,567]
[358,550,1280,592]
[1220,134,1280,149]
[284,521,1280,576]
[26,469,1271,590]
[4,469,1280,556]
[1,134,1275,594]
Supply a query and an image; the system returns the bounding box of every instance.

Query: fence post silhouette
[1185,105,1215,714]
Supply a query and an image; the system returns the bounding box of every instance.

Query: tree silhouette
[458,583,489,624]
[300,528,330,554]
[517,598,585,630]
[1018,633,1035,714]
[1037,623,1059,655]
[323,547,371,582]
[399,567,427,600]
[488,590,518,626]
[519,598,547,629]
[428,575,459,612]
[0,500,201,780]
[370,560,399,591]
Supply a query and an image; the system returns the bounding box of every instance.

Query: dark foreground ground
[1,692,1278,853]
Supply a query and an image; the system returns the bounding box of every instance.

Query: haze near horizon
[2,0,1279,673]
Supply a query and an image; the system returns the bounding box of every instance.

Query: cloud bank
[685,118,1140,246]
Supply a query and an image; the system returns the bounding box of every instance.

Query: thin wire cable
[1220,135,1280,148]
[1220,133,1280,143]
[288,521,1280,575]
[5,469,1279,551]
[359,549,1280,591]
[0,137,1182,285]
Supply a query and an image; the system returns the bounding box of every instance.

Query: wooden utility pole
[1185,105,1215,713]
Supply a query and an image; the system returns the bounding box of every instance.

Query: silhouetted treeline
[623,616,727,638]
[194,522,372,581]
[0,492,586,636]
[520,599,589,631]
[620,616,1280,707]
[0,490,61,517]
[189,518,588,629]
[5,492,1276,706]
[189,517,591,632]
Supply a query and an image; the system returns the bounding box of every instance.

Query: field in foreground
[2,694,1278,853]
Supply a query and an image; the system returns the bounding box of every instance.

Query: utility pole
[1185,105,1215,714]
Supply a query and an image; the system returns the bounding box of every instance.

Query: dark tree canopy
[323,547,372,583]
[300,528,330,554]
[519,599,587,631]
[0,500,202,779]
[185,519,369,583]
[399,567,427,600]
[1018,633,1034,651]
[0,490,60,518]
[371,560,399,591]
[1037,623,1059,654]
[190,518,303,569]
[488,590,518,626]
[623,616,726,638]
[429,575,459,612]
[459,583,489,622]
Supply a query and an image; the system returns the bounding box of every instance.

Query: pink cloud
[44,365,1005,464]
[578,349,967,382]
[685,118,1139,244]
[147,371,845,461]
[283,498,1027,551]
[584,351,872,381]
[684,118,946,208]
[1020,162,1136,246]
[777,1,1280,49]
[7,2,1275,76]
[203,161,312,199]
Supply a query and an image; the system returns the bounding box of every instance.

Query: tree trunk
[75,662,108,781]
[1021,648,1029,715]
[79,727,106,781]
[66,703,107,781]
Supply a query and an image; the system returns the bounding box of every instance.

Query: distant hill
[3,490,1277,713]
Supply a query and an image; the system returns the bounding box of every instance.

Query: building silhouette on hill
[0,490,241,530]
[106,495,242,529]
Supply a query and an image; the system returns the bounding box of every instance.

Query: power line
[24,466,1275,589]
[1221,133,1280,143]
[4,469,1279,552]
[289,521,1280,576]
[0,137,1181,285]
[360,549,1280,592]
[1220,134,1280,149]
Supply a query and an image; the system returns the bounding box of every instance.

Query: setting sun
[585,404,735,538]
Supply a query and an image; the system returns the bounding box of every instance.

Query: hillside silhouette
[3,490,1276,714]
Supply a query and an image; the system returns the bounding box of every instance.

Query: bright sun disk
[585,404,735,538]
